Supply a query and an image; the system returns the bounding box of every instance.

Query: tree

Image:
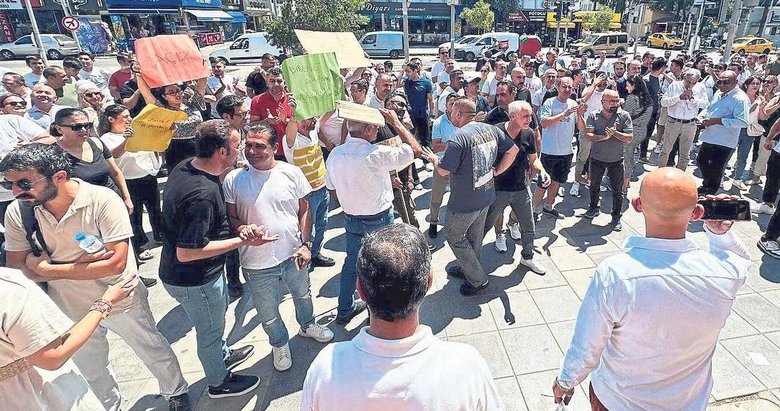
[460,0,494,34]
[593,5,615,33]
[649,0,694,20]
[489,0,519,22]
[266,0,369,53]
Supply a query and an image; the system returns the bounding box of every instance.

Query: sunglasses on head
[0,176,47,191]
[59,122,93,131]
[4,100,26,107]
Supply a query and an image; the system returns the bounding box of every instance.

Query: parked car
[568,32,630,58]
[209,32,282,65]
[437,35,480,50]
[721,36,774,55]
[646,32,685,49]
[454,32,520,61]
[359,31,404,58]
[0,34,79,60]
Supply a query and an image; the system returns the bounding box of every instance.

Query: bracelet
[90,298,112,319]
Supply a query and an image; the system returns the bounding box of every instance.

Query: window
[594,36,607,45]
[15,36,32,45]
[42,37,54,44]
[362,34,376,44]
[618,34,628,43]
[230,38,248,49]
[609,35,618,44]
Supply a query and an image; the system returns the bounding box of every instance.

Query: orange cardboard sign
[135,34,211,88]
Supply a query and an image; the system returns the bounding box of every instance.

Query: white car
[209,32,282,65]
[438,35,480,50]
[0,34,79,61]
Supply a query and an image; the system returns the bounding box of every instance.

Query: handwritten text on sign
[135,35,211,89]
[281,52,345,120]
[125,104,189,152]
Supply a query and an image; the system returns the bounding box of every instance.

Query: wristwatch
[302,241,313,250]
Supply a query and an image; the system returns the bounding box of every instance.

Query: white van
[359,31,404,58]
[209,32,282,65]
[454,32,520,62]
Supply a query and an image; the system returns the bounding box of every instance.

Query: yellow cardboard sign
[125,104,189,152]
[336,100,385,126]
[295,30,371,69]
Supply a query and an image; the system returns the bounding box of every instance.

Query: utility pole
[448,0,457,55]
[24,0,48,65]
[554,0,564,48]
[722,0,743,63]
[689,0,707,54]
[402,0,410,59]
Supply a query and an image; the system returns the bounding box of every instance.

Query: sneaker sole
[298,329,334,343]
[520,261,546,275]
[583,213,599,219]
[758,242,780,259]
[207,379,261,399]
[274,361,292,372]
[226,349,255,371]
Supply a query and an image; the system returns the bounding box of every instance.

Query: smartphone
[698,199,751,221]
[294,256,305,271]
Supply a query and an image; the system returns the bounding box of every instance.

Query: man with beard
[437,70,465,114]
[249,66,293,159]
[1,143,190,409]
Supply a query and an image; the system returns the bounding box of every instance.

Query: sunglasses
[0,176,47,191]
[716,79,732,86]
[59,122,93,131]
[389,100,407,108]
[4,100,26,107]
[84,92,103,98]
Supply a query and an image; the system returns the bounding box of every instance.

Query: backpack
[19,203,49,257]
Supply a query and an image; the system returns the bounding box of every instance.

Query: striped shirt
[283,132,326,190]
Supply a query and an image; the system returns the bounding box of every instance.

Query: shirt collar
[36,179,91,215]
[345,136,371,145]
[351,325,437,358]
[622,235,700,253]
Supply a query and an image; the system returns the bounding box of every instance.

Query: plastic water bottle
[74,232,105,254]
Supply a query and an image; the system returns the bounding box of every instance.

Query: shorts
[538,153,573,185]
[657,106,668,127]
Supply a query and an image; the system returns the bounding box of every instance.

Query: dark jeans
[589,158,624,217]
[639,112,658,159]
[697,142,734,196]
[411,116,431,148]
[127,174,162,252]
[225,250,240,286]
[764,150,780,205]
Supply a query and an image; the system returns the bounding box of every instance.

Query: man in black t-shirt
[160,120,270,399]
[483,101,549,275]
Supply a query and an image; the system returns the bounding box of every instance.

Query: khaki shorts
[657,106,668,127]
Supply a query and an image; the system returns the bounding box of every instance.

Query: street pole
[402,0,410,58]
[24,0,48,65]
[58,0,83,52]
[632,3,643,58]
[689,1,706,54]
[722,0,743,63]
[449,1,455,55]
[554,0,563,48]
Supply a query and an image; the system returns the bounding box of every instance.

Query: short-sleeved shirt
[0,116,45,201]
[64,138,120,197]
[282,132,327,190]
[54,83,78,108]
[109,70,132,92]
[3,180,139,316]
[432,114,458,156]
[403,77,434,119]
[586,109,634,163]
[494,122,535,192]
[439,122,515,213]
[160,160,231,286]
[250,92,292,156]
[119,79,146,117]
[540,98,578,156]
[223,162,311,270]
[100,132,161,179]
[25,104,64,129]
[23,72,41,87]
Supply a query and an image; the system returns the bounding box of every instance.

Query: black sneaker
[428,224,438,238]
[228,283,243,299]
[611,216,623,232]
[583,207,600,219]
[336,300,368,324]
[542,206,561,218]
[140,276,158,288]
[169,393,190,411]
[446,265,465,279]
[460,280,489,296]
[207,373,261,399]
[224,345,254,371]
[311,254,336,267]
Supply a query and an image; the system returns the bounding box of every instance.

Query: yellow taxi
[646,32,685,49]
[722,36,774,55]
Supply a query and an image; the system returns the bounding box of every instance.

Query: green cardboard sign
[282,52,345,120]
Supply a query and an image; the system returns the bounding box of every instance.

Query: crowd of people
[0,41,774,411]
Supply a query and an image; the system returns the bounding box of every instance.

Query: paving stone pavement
[117,154,780,411]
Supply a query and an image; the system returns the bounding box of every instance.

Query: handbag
[748,122,765,137]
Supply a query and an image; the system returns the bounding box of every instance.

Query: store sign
[0,12,15,41]
[243,0,269,14]
[197,32,224,46]
[771,10,780,24]
[361,1,450,16]
[507,12,527,23]
[0,0,22,10]
[105,0,223,8]
[526,10,546,22]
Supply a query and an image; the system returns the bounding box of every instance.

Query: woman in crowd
[76,80,108,137]
[622,75,653,194]
[732,76,764,190]
[0,93,29,116]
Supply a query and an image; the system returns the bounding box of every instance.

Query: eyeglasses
[4,100,26,107]
[84,92,103,98]
[389,100,406,108]
[59,122,93,131]
[716,79,732,86]
[0,176,47,191]
[165,89,183,96]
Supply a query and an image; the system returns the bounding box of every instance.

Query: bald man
[25,84,65,129]
[553,168,751,410]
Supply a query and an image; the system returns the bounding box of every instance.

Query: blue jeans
[732,129,756,181]
[338,208,394,317]
[308,186,330,257]
[243,259,314,347]
[162,273,229,387]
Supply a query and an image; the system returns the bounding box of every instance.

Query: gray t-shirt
[586,109,633,163]
[540,97,578,155]
[439,122,515,213]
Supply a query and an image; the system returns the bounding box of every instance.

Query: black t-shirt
[494,122,535,192]
[119,79,147,117]
[485,106,539,130]
[246,70,268,95]
[616,78,628,99]
[160,160,231,286]
[646,74,661,114]
[376,123,412,183]
[67,138,120,197]
[516,88,532,105]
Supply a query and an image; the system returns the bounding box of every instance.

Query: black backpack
[19,203,49,257]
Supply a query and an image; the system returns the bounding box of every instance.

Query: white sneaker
[507,223,521,240]
[569,181,580,197]
[732,180,747,191]
[753,203,776,215]
[299,323,334,343]
[272,343,292,371]
[519,258,546,275]
[495,233,508,253]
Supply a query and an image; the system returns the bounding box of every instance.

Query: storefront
[545,10,623,43]
[359,1,464,46]
[504,10,546,37]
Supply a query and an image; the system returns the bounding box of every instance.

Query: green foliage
[593,5,614,33]
[648,0,693,17]
[266,0,370,52]
[460,0,495,34]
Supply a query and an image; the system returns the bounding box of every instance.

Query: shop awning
[185,9,233,22]
[108,8,179,15]
[547,22,575,29]
[227,11,246,23]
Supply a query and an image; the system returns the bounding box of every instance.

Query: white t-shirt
[431,61,446,80]
[540,98,578,155]
[100,132,161,179]
[586,90,604,115]
[302,325,502,411]
[524,76,543,93]
[78,67,112,95]
[223,162,312,270]
[0,115,45,202]
[0,268,103,411]
[317,113,344,148]
[207,75,236,118]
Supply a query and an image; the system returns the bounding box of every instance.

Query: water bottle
[74,232,105,254]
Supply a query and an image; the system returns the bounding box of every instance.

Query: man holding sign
[249,66,292,159]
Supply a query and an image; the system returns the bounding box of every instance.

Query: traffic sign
[61,16,80,32]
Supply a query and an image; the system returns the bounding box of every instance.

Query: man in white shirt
[302,223,502,411]
[25,84,65,129]
[524,64,543,94]
[224,124,334,373]
[436,69,464,114]
[325,108,423,324]
[430,46,450,84]
[537,50,561,76]
[532,69,558,112]
[658,68,709,169]
[77,52,112,98]
[553,168,750,410]
[482,60,508,105]
[367,74,394,109]
[570,73,607,196]
[207,58,236,118]
[23,55,44,87]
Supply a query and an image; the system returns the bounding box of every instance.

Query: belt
[669,116,696,124]
[0,358,32,381]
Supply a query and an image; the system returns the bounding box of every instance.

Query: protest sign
[125,104,189,152]
[336,100,385,127]
[135,35,211,88]
[282,53,345,120]
[295,30,370,69]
